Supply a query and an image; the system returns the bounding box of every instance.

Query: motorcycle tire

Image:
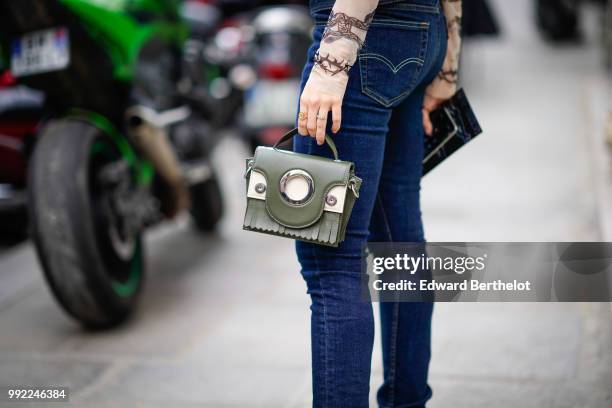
[28,119,144,329]
[189,174,223,232]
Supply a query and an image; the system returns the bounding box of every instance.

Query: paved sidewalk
[0,0,611,407]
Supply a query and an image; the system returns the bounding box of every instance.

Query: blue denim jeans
[293,2,447,407]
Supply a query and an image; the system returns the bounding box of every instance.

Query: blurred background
[0,0,611,407]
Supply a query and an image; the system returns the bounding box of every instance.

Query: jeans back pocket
[359,19,430,108]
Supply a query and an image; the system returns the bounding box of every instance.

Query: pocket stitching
[359,27,429,107]
[359,53,424,73]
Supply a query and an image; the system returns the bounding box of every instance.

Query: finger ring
[317,115,325,121]
[298,112,308,121]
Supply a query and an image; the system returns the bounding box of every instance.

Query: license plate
[244,79,300,128]
[10,27,70,77]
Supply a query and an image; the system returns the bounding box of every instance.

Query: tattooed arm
[298,0,378,144]
[423,0,462,136]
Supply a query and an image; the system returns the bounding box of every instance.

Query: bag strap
[273,128,339,161]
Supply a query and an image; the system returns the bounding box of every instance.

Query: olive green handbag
[243,129,362,247]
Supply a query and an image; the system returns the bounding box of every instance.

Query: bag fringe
[243,199,341,245]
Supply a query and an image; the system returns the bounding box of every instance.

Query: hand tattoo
[437,69,458,84]
[442,0,463,37]
[314,51,352,76]
[322,11,375,49]
[447,15,462,34]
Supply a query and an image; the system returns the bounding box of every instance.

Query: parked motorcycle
[180,0,312,151]
[179,0,252,130]
[0,0,224,328]
[242,5,312,151]
[0,79,42,240]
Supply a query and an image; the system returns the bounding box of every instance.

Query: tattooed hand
[423,0,462,136]
[298,0,379,145]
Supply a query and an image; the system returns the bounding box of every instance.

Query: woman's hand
[423,0,462,136]
[297,2,379,145]
[421,93,446,137]
[298,56,350,145]
[298,74,344,145]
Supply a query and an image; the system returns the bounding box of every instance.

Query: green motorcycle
[0,0,224,328]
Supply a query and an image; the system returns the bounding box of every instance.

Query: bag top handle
[273,128,339,161]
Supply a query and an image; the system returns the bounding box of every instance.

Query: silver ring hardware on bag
[349,177,360,198]
[244,159,254,178]
[279,169,314,205]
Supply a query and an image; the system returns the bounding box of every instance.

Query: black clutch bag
[423,88,483,175]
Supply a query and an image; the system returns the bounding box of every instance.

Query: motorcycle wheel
[189,174,224,232]
[28,120,144,329]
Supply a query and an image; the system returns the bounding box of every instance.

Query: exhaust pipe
[125,106,191,217]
